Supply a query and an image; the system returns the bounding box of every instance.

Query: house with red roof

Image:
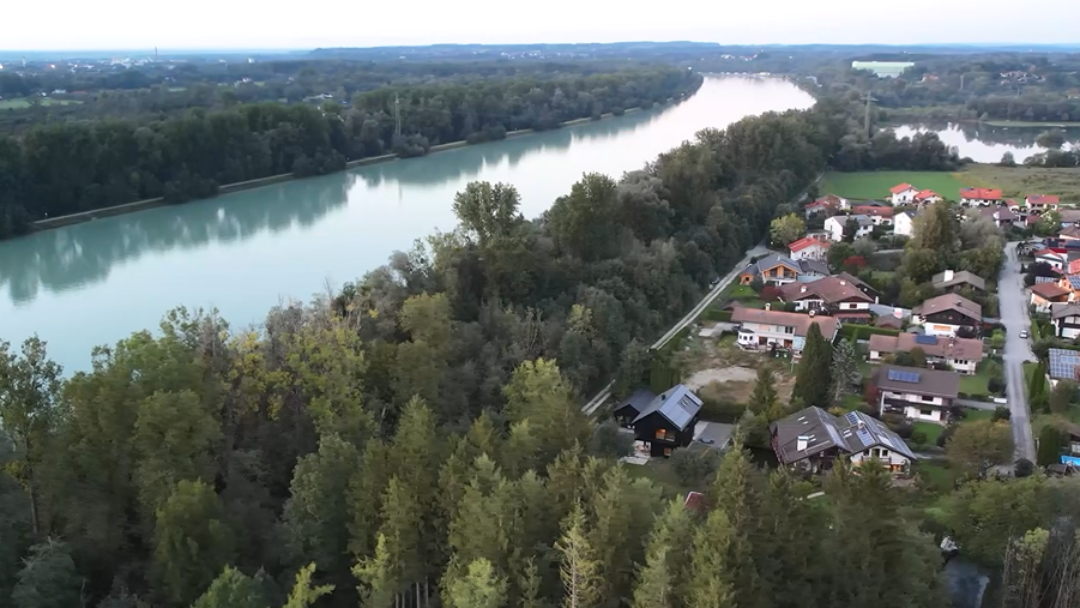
[804,194,846,217]
[913,190,943,206]
[1031,282,1071,313]
[889,183,919,204]
[788,235,831,261]
[1027,194,1061,214]
[959,187,1003,207]
[852,205,895,225]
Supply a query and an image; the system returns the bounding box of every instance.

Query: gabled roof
[960,187,1003,200]
[978,205,1016,221]
[743,254,802,277]
[1048,349,1080,381]
[798,259,830,276]
[614,389,658,416]
[890,183,916,194]
[1061,227,1080,240]
[932,270,987,292]
[914,189,940,200]
[1028,194,1061,205]
[778,276,874,305]
[853,205,894,217]
[913,293,982,321]
[875,365,960,399]
[789,236,831,253]
[1051,303,1080,319]
[730,307,840,339]
[836,271,878,297]
[771,406,916,465]
[1032,282,1071,300]
[875,315,903,328]
[867,332,984,363]
[631,384,702,431]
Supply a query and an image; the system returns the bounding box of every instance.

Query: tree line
[0,67,701,238]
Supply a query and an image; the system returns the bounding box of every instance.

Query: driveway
[998,242,1036,461]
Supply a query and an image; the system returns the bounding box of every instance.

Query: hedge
[705,309,733,322]
[838,325,902,341]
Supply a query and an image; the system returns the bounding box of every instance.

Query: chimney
[840,280,846,286]
[809,310,816,317]
[796,435,810,451]
[801,285,807,293]
[765,303,771,311]
[944,269,954,282]
[893,307,903,319]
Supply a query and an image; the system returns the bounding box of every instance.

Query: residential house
[798,259,830,278]
[960,187,1003,207]
[1027,194,1061,214]
[731,306,840,355]
[852,205,894,226]
[875,314,904,329]
[932,270,987,294]
[867,333,984,375]
[805,194,845,217]
[837,271,881,302]
[978,205,1017,229]
[771,407,916,474]
[612,385,702,457]
[874,365,960,423]
[1058,274,1080,302]
[1031,283,1072,313]
[1035,247,1069,271]
[788,236,831,261]
[824,215,873,241]
[912,293,983,338]
[1052,303,1080,340]
[778,276,875,323]
[894,211,915,237]
[1061,227,1080,242]
[1059,209,1080,228]
[914,189,943,205]
[738,254,803,286]
[890,183,919,204]
[1047,348,1080,388]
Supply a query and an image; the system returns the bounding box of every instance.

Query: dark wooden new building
[613,384,702,457]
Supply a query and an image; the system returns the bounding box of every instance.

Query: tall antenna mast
[861,91,878,137]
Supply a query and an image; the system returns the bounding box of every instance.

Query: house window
[656,429,668,440]
[664,447,673,457]
[920,408,934,417]
[784,327,795,334]
[921,395,935,402]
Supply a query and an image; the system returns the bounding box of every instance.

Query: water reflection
[891,121,1080,163]
[0,106,667,304]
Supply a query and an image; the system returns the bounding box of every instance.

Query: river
[0,76,815,372]
[892,122,1080,163]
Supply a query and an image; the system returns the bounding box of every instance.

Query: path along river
[0,75,815,371]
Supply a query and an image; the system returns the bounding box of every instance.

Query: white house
[824,215,873,242]
[1052,303,1080,340]
[731,307,839,355]
[876,365,960,424]
[787,236,831,261]
[1026,194,1061,214]
[913,190,943,206]
[893,211,915,237]
[959,187,1003,207]
[889,183,919,204]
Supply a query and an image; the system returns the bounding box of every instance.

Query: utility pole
[960,73,966,91]
[393,93,402,139]
[861,92,878,138]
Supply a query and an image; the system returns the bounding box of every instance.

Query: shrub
[760,286,783,302]
[910,430,928,445]
[991,406,1011,422]
[937,423,959,448]
[1014,458,1035,478]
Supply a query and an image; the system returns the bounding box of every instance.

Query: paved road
[581,242,769,415]
[998,242,1036,461]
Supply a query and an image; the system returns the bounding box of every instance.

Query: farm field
[820,171,968,200]
[960,164,1080,201]
[0,97,80,109]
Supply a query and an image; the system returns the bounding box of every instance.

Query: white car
[1019,330,1029,339]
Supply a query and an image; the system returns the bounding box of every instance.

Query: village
[611,178,1080,503]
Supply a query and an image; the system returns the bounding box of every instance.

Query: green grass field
[0,97,80,109]
[821,171,969,201]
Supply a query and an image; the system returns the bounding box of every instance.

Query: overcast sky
[4,0,1077,50]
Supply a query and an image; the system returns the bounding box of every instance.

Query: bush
[670,449,719,487]
[937,423,959,448]
[910,430,928,445]
[1014,458,1035,478]
[991,406,1011,422]
[705,309,732,322]
[838,325,901,341]
[760,286,783,302]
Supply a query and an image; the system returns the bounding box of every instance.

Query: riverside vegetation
[2,91,1075,608]
[0,66,700,238]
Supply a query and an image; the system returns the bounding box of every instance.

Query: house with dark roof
[873,365,960,423]
[932,270,987,294]
[868,333,984,374]
[1047,349,1080,388]
[612,385,703,457]
[770,406,916,474]
[737,254,804,286]
[731,306,840,355]
[960,187,1003,207]
[824,215,873,241]
[913,294,983,338]
[778,276,874,323]
[978,205,1016,229]
[836,271,880,302]
[1052,303,1080,341]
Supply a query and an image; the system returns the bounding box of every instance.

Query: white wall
[894,214,914,237]
[851,447,910,469]
[893,190,917,204]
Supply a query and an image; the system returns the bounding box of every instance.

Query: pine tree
[11,540,82,608]
[748,365,780,419]
[282,563,334,608]
[354,534,398,608]
[631,499,693,608]
[557,503,600,608]
[793,322,833,408]
[445,558,508,608]
[1037,424,1064,467]
[347,439,390,559]
[589,466,660,608]
[828,337,857,407]
[191,566,265,608]
[707,446,768,608]
[688,510,735,608]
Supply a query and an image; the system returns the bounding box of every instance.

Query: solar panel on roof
[914,334,938,345]
[844,412,859,425]
[855,427,874,447]
[887,369,921,383]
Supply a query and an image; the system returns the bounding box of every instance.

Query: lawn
[962,409,993,423]
[621,459,695,497]
[960,164,1080,200]
[0,97,80,109]
[916,460,956,495]
[958,368,992,397]
[820,171,968,200]
[913,421,944,446]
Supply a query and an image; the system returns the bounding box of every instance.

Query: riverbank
[27,106,660,232]
[881,108,1080,130]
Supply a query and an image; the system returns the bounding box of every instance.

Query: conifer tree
[793,322,833,408]
[191,566,265,608]
[557,503,600,608]
[631,499,694,608]
[688,509,735,608]
[282,563,334,608]
[347,439,390,559]
[748,365,780,419]
[153,480,236,607]
[707,446,768,608]
[446,558,508,608]
[354,534,398,608]
[828,336,858,406]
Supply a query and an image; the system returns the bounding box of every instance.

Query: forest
[0,66,700,238]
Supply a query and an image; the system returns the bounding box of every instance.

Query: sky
[4,0,1078,51]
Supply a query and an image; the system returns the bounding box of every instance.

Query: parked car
[1019,330,1029,339]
